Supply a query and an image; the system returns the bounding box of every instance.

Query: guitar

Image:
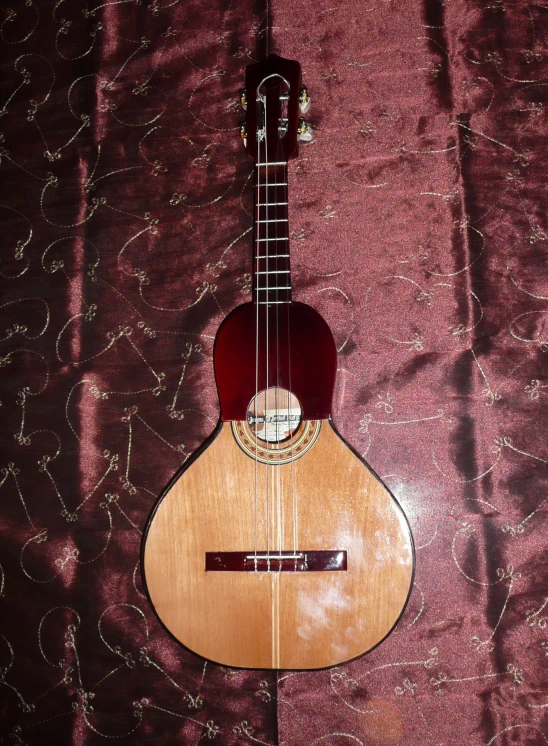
[142,55,414,670]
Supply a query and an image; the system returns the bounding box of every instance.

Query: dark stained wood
[245,56,301,306]
[253,170,292,304]
[213,301,338,421]
[205,550,348,572]
[244,55,301,164]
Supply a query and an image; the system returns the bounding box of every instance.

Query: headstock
[240,55,311,163]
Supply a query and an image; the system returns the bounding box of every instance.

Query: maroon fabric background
[2,0,548,744]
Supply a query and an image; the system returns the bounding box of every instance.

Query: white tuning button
[299,85,311,115]
[297,118,313,142]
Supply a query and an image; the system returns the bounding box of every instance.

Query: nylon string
[253,76,298,573]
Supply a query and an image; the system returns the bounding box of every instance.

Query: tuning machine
[239,88,247,110]
[297,117,313,142]
[299,85,311,115]
[239,121,247,148]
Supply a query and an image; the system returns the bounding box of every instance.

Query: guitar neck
[253,162,292,306]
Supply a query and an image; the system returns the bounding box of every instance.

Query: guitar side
[142,420,414,670]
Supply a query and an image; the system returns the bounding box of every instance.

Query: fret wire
[256,270,290,274]
[257,237,289,242]
[256,254,289,258]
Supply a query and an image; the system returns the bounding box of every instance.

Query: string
[273,89,295,569]
[275,130,282,568]
[284,159,297,563]
[253,105,261,571]
[265,0,271,576]
[254,82,270,571]
[264,90,271,569]
[252,73,299,574]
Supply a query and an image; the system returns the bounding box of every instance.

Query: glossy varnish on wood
[214,302,337,421]
[143,421,414,669]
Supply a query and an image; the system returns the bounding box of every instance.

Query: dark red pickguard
[213,301,337,421]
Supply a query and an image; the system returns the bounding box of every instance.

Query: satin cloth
[1,1,548,744]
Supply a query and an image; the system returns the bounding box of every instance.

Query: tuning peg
[299,85,311,115]
[239,121,247,148]
[297,117,313,142]
[239,88,247,110]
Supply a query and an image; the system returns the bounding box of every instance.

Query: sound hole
[248,388,302,444]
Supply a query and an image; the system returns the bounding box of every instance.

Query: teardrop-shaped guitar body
[142,303,414,669]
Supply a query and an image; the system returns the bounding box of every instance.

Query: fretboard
[253,163,291,305]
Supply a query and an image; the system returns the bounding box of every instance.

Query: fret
[256,287,291,291]
[257,219,288,224]
[254,284,291,303]
[256,254,289,259]
[256,162,288,167]
[258,202,288,207]
[257,237,289,242]
[256,182,288,187]
[257,301,288,305]
[256,270,290,274]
